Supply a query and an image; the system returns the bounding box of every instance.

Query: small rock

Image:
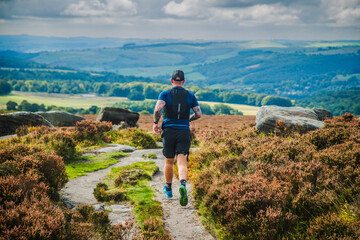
[94,204,105,211]
[96,107,139,127]
[61,197,78,209]
[95,144,137,153]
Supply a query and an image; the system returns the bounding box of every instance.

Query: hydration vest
[164,88,190,120]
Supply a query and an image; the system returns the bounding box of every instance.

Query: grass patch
[94,162,171,239]
[142,153,157,159]
[66,151,129,179]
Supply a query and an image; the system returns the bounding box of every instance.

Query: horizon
[1,34,359,42]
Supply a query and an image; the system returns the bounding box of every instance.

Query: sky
[0,0,359,40]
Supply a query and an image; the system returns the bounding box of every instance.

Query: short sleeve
[190,93,199,108]
[158,91,167,101]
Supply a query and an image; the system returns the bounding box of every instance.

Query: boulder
[96,107,139,127]
[36,111,85,127]
[255,106,332,133]
[312,108,333,121]
[0,112,53,136]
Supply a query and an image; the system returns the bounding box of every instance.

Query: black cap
[172,70,185,81]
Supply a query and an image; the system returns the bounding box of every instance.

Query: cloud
[61,0,137,17]
[0,0,73,19]
[163,1,299,25]
[0,0,359,40]
[323,0,360,26]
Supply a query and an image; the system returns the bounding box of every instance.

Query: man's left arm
[189,105,202,122]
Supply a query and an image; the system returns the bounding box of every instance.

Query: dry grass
[82,114,256,133]
[137,115,256,132]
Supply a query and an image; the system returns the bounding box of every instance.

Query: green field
[199,100,259,115]
[0,91,128,109]
[305,41,360,48]
[0,92,259,115]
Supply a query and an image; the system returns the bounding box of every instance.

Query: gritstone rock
[36,111,85,127]
[96,107,139,127]
[0,112,53,136]
[255,106,332,133]
[312,108,333,121]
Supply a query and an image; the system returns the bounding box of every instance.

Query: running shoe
[179,185,188,206]
[163,185,173,198]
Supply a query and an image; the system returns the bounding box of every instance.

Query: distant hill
[0,35,359,99]
[0,35,188,52]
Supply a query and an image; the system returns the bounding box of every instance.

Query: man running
[153,70,202,206]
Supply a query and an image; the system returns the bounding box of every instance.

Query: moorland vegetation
[188,113,360,239]
[0,120,169,239]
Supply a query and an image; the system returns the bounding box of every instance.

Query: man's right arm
[153,100,166,135]
[153,100,166,124]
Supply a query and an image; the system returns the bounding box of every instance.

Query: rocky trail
[60,144,215,240]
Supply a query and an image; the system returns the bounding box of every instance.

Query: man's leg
[177,154,188,206]
[164,158,175,183]
[177,154,188,181]
[162,128,175,198]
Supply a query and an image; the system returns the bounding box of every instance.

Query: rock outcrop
[255,106,332,133]
[0,112,53,136]
[312,108,333,121]
[96,107,139,127]
[36,111,85,127]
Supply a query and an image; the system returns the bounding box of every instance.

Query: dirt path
[60,146,215,239]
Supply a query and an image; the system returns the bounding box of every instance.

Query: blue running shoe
[179,185,188,206]
[163,185,173,198]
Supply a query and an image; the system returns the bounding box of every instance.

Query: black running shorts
[161,127,191,159]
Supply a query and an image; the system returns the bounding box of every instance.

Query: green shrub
[307,212,360,239]
[75,120,112,145]
[109,128,158,149]
[40,130,78,162]
[76,204,95,221]
[93,183,109,202]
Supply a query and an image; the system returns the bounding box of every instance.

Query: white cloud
[162,0,210,18]
[62,0,137,17]
[323,0,360,26]
[163,1,299,25]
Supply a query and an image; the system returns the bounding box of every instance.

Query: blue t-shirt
[159,87,199,130]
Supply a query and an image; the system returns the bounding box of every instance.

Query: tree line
[2,78,292,107]
[296,87,360,116]
[5,99,243,116]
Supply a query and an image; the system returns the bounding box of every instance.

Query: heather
[0,120,162,239]
[189,113,360,239]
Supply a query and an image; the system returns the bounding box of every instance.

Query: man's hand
[190,122,195,133]
[153,123,161,136]
[189,105,202,122]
